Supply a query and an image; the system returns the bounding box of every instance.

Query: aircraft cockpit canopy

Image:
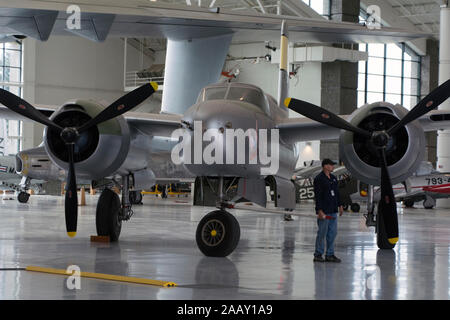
[197,83,270,115]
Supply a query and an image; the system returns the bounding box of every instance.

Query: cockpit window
[203,87,227,101]
[199,85,269,114]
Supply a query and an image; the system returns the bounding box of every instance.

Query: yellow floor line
[25,265,177,287]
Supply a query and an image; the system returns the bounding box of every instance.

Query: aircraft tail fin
[277,20,289,108]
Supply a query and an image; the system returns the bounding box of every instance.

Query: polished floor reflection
[0,194,449,299]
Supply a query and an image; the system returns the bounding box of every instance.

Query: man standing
[313,159,343,263]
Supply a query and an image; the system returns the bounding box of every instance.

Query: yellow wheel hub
[210,230,217,237]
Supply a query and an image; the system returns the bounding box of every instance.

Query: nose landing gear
[195,176,241,257]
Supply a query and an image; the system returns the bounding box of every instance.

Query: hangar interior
[0,0,450,300]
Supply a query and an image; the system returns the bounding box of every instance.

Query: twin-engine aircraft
[1,77,450,256]
[1,1,450,256]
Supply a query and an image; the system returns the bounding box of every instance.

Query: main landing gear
[195,177,241,257]
[95,175,134,242]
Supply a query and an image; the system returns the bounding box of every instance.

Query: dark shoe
[284,214,294,221]
[313,255,325,262]
[325,255,341,263]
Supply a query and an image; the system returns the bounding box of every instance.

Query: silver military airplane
[0,154,44,202]
[1,1,450,257]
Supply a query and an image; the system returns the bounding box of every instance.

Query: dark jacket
[313,171,341,215]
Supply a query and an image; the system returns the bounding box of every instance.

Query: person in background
[313,159,343,263]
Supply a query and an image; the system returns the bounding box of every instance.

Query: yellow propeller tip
[388,237,398,244]
[67,232,76,238]
[150,82,158,92]
[284,97,291,108]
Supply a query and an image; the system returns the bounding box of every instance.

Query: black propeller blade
[377,148,399,244]
[0,82,158,237]
[65,143,78,237]
[387,78,450,135]
[0,89,63,132]
[284,98,371,138]
[78,82,158,133]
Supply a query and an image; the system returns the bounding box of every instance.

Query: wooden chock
[79,186,86,206]
[90,235,110,243]
[90,184,96,195]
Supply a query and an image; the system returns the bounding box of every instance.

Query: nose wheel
[196,210,240,257]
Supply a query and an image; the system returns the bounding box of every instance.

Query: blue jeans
[314,212,337,257]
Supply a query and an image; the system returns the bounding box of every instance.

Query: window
[199,85,270,114]
[357,42,421,110]
[0,41,23,155]
[357,10,421,109]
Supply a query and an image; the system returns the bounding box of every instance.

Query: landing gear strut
[195,177,241,257]
[18,176,31,203]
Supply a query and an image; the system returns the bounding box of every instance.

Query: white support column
[436,3,450,207]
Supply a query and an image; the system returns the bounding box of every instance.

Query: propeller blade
[377,148,399,245]
[0,89,62,131]
[284,98,371,138]
[78,82,158,133]
[65,143,78,237]
[387,78,450,135]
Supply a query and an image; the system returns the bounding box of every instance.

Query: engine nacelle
[43,100,131,180]
[339,102,425,186]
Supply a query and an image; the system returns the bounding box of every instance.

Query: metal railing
[124,71,164,91]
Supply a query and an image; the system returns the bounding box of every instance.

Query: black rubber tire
[196,210,240,257]
[376,202,396,250]
[424,203,434,209]
[129,191,143,205]
[161,186,167,199]
[17,191,30,203]
[404,199,414,208]
[350,202,360,213]
[342,204,349,211]
[96,188,122,242]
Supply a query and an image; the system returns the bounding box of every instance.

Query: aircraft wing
[277,110,450,144]
[0,0,430,43]
[277,116,343,144]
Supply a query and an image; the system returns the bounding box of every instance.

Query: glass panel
[367,74,384,92]
[5,49,21,68]
[309,0,324,15]
[358,60,366,73]
[358,73,366,91]
[385,59,402,77]
[367,92,383,103]
[385,93,401,105]
[368,43,385,57]
[227,87,268,113]
[5,42,20,50]
[404,77,412,95]
[386,76,402,94]
[386,43,402,59]
[367,57,384,75]
[203,87,227,101]
[403,95,418,109]
[3,67,21,83]
[357,91,366,107]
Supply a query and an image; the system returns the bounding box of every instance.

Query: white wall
[21,36,157,149]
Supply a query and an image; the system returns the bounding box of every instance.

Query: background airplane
[0,154,45,203]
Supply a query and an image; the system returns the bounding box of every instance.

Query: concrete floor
[0,194,449,300]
